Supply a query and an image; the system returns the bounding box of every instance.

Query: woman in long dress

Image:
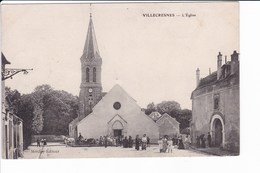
[178,136,185,149]
[128,136,133,148]
[135,135,140,150]
[162,137,168,152]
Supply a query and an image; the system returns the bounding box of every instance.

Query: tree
[31,104,44,134]
[5,87,21,114]
[157,101,181,115]
[5,87,34,149]
[5,85,79,148]
[16,94,35,149]
[145,102,157,115]
[176,109,192,131]
[41,89,78,135]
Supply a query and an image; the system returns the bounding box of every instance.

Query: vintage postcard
[1,2,239,159]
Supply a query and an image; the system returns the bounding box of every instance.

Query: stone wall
[191,84,239,152]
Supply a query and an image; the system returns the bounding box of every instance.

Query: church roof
[69,117,79,126]
[82,15,100,60]
[156,113,180,124]
[197,71,218,88]
[191,65,239,99]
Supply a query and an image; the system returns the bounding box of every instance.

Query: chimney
[196,68,200,87]
[217,52,222,80]
[209,68,211,75]
[225,56,227,64]
[231,50,239,74]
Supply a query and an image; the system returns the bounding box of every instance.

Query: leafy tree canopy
[144,100,191,132]
[6,85,79,138]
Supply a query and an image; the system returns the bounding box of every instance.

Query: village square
[1,3,239,159]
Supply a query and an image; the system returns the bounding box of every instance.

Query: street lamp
[2,68,33,81]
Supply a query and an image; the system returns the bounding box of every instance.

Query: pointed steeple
[83,14,100,60]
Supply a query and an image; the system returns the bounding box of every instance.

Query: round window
[113,102,121,110]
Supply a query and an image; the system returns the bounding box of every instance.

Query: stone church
[69,14,159,141]
[190,51,240,152]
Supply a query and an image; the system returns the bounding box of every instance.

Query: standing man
[37,139,41,147]
[207,132,212,147]
[78,133,83,143]
[147,136,150,147]
[141,134,148,150]
[104,135,108,148]
[201,134,206,148]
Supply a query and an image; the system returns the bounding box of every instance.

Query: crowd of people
[158,134,191,153]
[134,134,150,150]
[196,132,211,148]
[74,133,192,153]
[96,135,135,148]
[75,133,151,150]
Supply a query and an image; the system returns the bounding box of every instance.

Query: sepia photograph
[1,2,239,160]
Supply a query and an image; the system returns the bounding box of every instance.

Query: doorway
[113,129,122,137]
[214,119,223,147]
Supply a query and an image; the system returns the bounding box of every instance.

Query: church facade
[77,84,159,141]
[190,51,240,153]
[69,15,159,141]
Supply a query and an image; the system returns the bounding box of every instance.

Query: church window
[86,68,90,82]
[113,102,121,110]
[93,67,96,82]
[214,94,220,110]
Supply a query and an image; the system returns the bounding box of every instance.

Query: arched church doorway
[112,120,123,137]
[214,119,223,147]
[210,114,225,148]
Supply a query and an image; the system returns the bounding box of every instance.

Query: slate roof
[156,113,180,124]
[197,71,218,89]
[191,63,239,99]
[82,16,101,60]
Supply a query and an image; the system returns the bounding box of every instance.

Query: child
[167,139,173,153]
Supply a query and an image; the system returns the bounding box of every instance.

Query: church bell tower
[79,13,102,121]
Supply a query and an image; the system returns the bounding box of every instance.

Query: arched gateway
[210,114,225,147]
[107,114,127,137]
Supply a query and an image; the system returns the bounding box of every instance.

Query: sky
[2,2,239,109]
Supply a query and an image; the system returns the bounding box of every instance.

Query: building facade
[76,84,159,141]
[190,51,239,152]
[156,113,180,138]
[1,53,24,159]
